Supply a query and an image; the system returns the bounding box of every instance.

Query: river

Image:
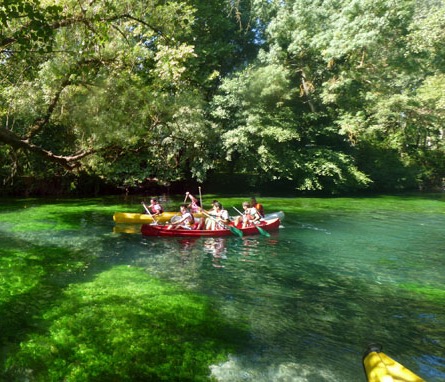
[1,194,444,381]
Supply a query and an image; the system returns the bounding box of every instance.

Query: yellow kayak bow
[363,344,425,382]
[113,212,203,224]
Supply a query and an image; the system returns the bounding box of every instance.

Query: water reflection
[203,238,227,268]
[177,237,199,251]
[201,236,282,268]
[112,224,140,234]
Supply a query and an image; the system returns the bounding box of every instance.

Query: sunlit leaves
[1,0,206,184]
[0,0,61,51]
[154,43,197,86]
[417,74,445,112]
[1,0,257,189]
[2,0,445,193]
[407,2,445,69]
[239,0,445,192]
[211,55,370,191]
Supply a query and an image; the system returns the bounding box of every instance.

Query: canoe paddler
[184,191,201,213]
[250,197,265,218]
[145,198,164,216]
[234,201,261,228]
[204,201,230,230]
[167,204,195,230]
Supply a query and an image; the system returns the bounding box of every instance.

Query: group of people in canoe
[143,192,265,231]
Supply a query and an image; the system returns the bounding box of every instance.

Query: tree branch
[25,78,72,140]
[1,12,166,51]
[0,127,94,170]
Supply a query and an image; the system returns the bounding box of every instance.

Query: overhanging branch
[0,127,94,170]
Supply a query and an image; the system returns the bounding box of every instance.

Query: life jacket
[190,201,200,213]
[245,207,259,220]
[183,212,194,226]
[253,203,264,217]
[215,210,224,218]
[151,204,163,214]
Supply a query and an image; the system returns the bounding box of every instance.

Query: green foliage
[1,0,445,194]
[211,62,371,192]
[1,0,259,192]
[0,0,61,53]
[207,0,445,193]
[407,3,445,73]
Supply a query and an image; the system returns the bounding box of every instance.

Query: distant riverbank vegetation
[1,0,444,197]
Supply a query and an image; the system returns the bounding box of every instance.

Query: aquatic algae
[4,266,242,381]
[0,199,118,231]
[399,283,445,303]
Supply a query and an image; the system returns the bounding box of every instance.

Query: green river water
[1,195,444,381]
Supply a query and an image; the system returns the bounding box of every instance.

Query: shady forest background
[1,0,445,197]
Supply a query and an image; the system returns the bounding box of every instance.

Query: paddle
[233,206,270,237]
[201,210,243,237]
[141,202,158,225]
[198,186,203,208]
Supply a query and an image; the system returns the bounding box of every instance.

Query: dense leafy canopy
[1,0,444,194]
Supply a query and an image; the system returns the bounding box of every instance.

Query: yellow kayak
[113,212,203,224]
[363,344,425,382]
[113,210,284,224]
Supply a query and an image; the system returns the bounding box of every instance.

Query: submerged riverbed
[1,194,444,381]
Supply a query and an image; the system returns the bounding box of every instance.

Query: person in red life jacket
[148,198,163,216]
[185,191,205,228]
[234,201,261,228]
[205,201,230,230]
[250,197,264,218]
[168,204,195,230]
[185,191,201,213]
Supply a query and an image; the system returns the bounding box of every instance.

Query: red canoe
[141,218,281,237]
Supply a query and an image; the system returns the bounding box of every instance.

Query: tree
[1,0,197,184]
[2,0,444,195]
[210,0,445,192]
[0,0,257,191]
[210,1,373,192]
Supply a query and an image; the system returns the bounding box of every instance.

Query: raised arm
[185,192,199,203]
